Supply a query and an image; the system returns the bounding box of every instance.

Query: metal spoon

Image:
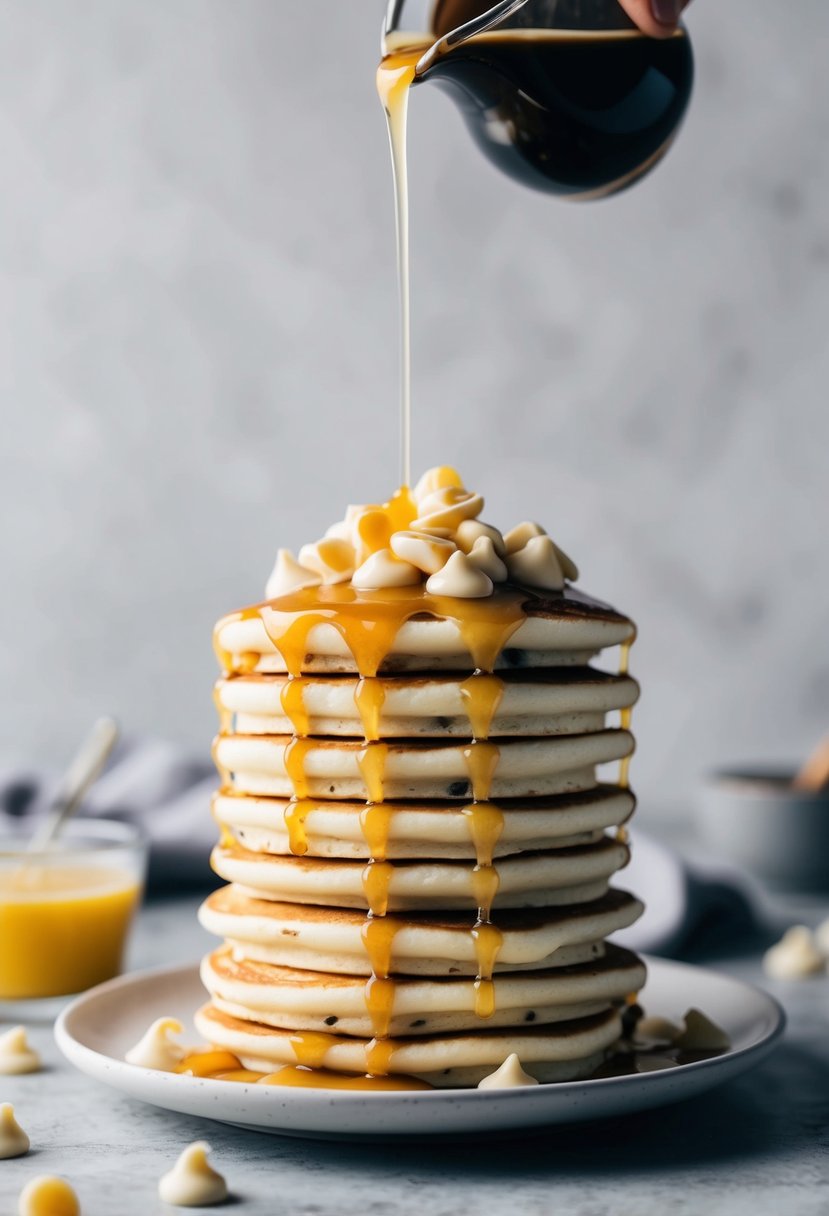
[27,717,120,854]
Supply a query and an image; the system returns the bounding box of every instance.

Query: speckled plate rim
[54,956,785,1139]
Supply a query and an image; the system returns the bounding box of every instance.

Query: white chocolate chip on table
[158,1142,228,1208]
[763,926,827,980]
[0,1027,42,1075]
[17,1176,80,1216]
[0,1103,29,1159]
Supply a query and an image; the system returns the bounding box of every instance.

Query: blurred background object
[0,0,827,826]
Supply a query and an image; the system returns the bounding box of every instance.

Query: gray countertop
[2,881,828,1216]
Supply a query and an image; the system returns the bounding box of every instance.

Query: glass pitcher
[383,0,694,199]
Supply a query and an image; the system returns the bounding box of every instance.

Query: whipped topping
[158,1142,228,1208]
[17,1176,80,1216]
[0,1026,42,1076]
[0,1104,29,1160]
[477,1053,540,1089]
[763,925,826,980]
[264,466,579,600]
[125,1017,187,1071]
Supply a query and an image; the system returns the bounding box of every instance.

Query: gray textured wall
[2,0,827,819]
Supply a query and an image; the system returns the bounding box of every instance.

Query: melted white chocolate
[0,1026,42,1076]
[265,550,321,599]
[158,1142,228,1208]
[0,1103,29,1159]
[425,551,493,598]
[17,1176,80,1216]
[477,1053,540,1089]
[125,1017,187,1071]
[674,1008,731,1051]
[763,926,826,981]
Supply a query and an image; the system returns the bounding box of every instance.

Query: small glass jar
[0,819,148,1018]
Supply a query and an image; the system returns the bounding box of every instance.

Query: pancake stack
[198,475,645,1088]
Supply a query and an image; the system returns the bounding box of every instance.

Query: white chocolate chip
[323,519,352,541]
[0,1027,41,1076]
[635,1015,683,1046]
[674,1009,731,1051]
[158,1142,228,1208]
[506,536,565,591]
[351,509,394,565]
[413,488,484,533]
[298,538,355,585]
[265,550,322,599]
[426,551,493,598]
[551,541,579,582]
[125,1017,187,1072]
[17,1176,80,1216]
[456,519,507,558]
[763,926,826,980]
[390,530,456,575]
[478,1053,539,1089]
[352,549,421,590]
[504,521,547,554]
[0,1104,29,1160]
[466,536,508,582]
[413,466,464,505]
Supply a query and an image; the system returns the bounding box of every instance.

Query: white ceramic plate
[55,958,784,1140]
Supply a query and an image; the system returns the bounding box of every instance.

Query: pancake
[201,943,646,1037]
[215,668,639,739]
[210,837,630,912]
[199,493,644,1089]
[215,585,635,676]
[195,1002,623,1086]
[198,886,644,976]
[213,730,634,801]
[212,787,635,861]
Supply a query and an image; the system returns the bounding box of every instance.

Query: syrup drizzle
[376,49,420,487]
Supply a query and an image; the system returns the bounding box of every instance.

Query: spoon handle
[27,717,120,853]
[415,0,531,76]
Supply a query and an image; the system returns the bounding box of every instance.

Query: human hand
[617,0,692,38]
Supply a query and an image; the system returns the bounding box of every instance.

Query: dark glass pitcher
[383,0,694,199]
